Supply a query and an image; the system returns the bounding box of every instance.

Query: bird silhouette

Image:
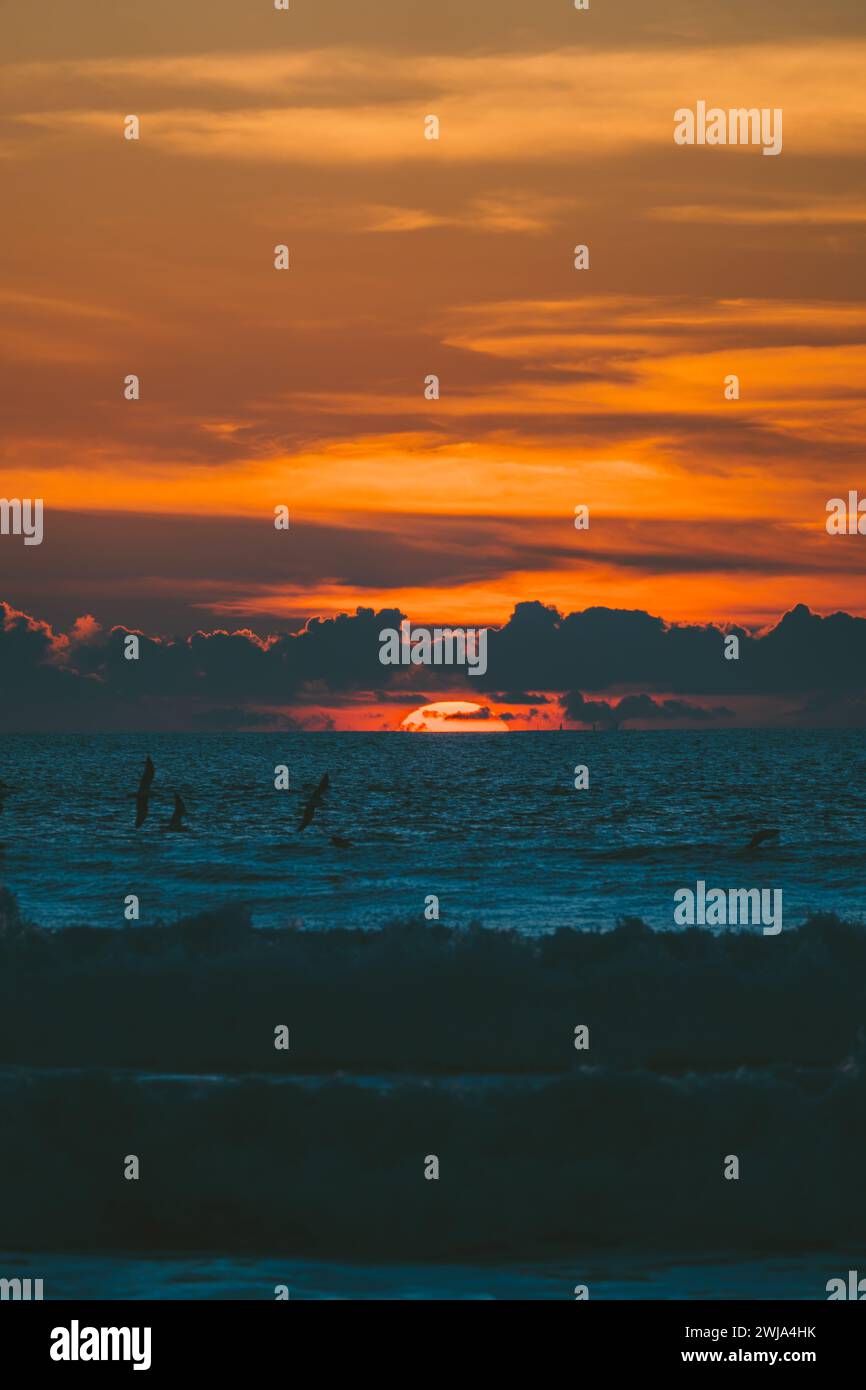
[298,773,329,831]
[744,827,780,852]
[167,792,187,831]
[134,756,155,829]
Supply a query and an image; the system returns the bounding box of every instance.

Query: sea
[1,730,864,1299]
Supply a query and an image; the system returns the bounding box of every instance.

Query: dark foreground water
[3,1249,857,1300]
[1,731,864,1299]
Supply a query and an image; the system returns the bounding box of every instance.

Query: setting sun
[399,700,509,732]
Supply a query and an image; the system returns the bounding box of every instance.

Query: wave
[1,1064,864,1258]
[3,885,865,1260]
[2,887,866,1075]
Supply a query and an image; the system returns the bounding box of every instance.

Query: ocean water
[1,729,864,933]
[1,730,864,1300]
[2,1249,854,1301]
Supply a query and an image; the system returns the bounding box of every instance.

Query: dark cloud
[562,691,733,728]
[190,706,301,731]
[479,601,866,699]
[560,692,618,728]
[10,0,859,63]
[789,691,866,728]
[494,691,551,704]
[1,598,864,730]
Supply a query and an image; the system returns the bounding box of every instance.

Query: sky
[1,1,865,729]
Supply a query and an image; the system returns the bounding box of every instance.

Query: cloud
[6,0,864,69]
[789,690,866,727]
[11,43,866,164]
[648,198,866,227]
[481,599,866,698]
[190,705,294,731]
[1,598,865,730]
[560,691,619,727]
[494,691,552,704]
[562,690,733,727]
[361,194,573,235]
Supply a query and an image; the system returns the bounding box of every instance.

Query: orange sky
[1,0,865,647]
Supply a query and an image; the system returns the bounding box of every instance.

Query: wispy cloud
[9,43,866,163]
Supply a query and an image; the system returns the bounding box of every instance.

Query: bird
[298,773,329,831]
[134,756,155,829]
[330,834,352,849]
[744,828,780,851]
[167,792,187,831]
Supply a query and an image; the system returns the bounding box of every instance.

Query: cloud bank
[2,598,865,730]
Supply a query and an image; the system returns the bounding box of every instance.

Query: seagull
[167,792,187,831]
[134,756,155,829]
[744,828,780,851]
[298,773,329,831]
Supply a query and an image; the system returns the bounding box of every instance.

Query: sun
[399,700,509,732]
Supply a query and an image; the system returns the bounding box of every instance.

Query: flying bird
[134,756,155,829]
[744,828,780,851]
[167,792,187,832]
[298,773,329,831]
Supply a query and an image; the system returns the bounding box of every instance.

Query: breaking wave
[1,888,865,1075]
[3,887,865,1259]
